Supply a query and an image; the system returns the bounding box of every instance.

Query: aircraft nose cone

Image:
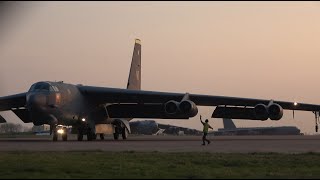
[27,94,47,110]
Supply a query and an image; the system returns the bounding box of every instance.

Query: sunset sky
[1,1,320,134]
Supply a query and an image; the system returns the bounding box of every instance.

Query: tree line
[0,123,31,133]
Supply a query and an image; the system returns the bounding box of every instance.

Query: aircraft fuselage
[26,81,91,126]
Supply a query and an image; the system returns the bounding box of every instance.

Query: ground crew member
[200,115,213,145]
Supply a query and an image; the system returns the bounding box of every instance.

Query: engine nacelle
[164,100,179,114]
[164,100,198,117]
[179,100,198,117]
[254,104,269,121]
[268,103,283,120]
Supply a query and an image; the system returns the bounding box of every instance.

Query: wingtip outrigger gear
[292,101,298,119]
[293,110,295,119]
[313,111,319,132]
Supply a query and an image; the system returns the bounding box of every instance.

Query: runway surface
[0,135,320,153]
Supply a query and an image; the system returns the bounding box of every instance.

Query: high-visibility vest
[203,123,210,133]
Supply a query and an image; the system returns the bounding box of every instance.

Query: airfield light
[82,118,86,122]
[57,129,64,134]
[294,102,298,106]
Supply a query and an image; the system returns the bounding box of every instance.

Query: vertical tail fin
[222,118,237,129]
[127,39,141,90]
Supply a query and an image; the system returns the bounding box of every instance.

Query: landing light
[294,102,298,106]
[81,118,86,122]
[57,129,64,134]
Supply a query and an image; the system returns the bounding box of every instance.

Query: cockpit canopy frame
[28,82,59,92]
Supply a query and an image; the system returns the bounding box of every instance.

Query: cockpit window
[29,82,58,92]
[28,84,36,92]
[52,86,59,92]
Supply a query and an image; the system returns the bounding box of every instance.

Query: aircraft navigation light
[82,118,86,122]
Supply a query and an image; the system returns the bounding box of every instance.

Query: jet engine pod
[164,100,179,114]
[179,100,198,117]
[254,104,269,120]
[268,103,283,120]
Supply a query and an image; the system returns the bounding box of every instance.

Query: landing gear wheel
[62,128,68,141]
[113,132,119,140]
[62,134,67,141]
[77,133,83,141]
[87,128,93,141]
[87,134,92,141]
[113,126,120,140]
[77,128,83,141]
[53,132,58,141]
[122,127,128,140]
[100,134,104,140]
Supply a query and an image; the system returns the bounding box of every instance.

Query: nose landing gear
[51,125,68,141]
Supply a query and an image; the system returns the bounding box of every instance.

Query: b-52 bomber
[1,39,320,141]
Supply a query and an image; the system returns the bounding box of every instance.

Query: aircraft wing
[0,92,27,111]
[79,86,320,118]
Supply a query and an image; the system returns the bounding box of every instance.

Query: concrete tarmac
[0,135,320,153]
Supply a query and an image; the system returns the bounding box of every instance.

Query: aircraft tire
[62,127,68,141]
[122,127,127,140]
[87,135,92,141]
[87,129,93,141]
[62,133,67,141]
[53,133,58,141]
[100,134,104,140]
[77,133,83,141]
[113,133,119,140]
